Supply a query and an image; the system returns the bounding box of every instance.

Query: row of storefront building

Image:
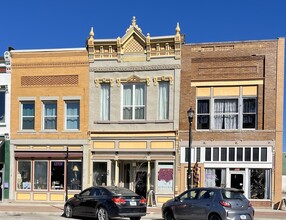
[0,17,285,207]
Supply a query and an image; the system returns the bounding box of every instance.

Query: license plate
[240,215,247,220]
[130,201,137,206]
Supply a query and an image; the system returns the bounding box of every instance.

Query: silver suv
[162,187,254,220]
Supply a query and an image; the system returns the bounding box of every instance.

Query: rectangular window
[245,148,251,161]
[205,148,211,161]
[213,148,219,161]
[205,168,226,187]
[229,148,235,161]
[101,83,110,120]
[34,161,48,190]
[17,161,31,190]
[243,98,257,129]
[214,99,238,129]
[197,100,210,129]
[250,169,270,199]
[253,148,259,161]
[43,101,57,130]
[185,147,190,162]
[21,101,35,130]
[237,148,243,161]
[122,84,145,120]
[51,161,65,190]
[221,148,227,161]
[68,162,82,190]
[158,82,169,120]
[261,148,267,161]
[65,100,80,130]
[0,90,5,123]
[196,148,201,162]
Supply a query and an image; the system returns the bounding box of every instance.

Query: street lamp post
[187,107,194,190]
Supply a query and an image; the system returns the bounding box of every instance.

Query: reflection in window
[229,148,235,161]
[93,162,107,186]
[221,148,227,161]
[34,161,48,190]
[51,161,65,190]
[205,168,226,187]
[101,83,110,120]
[68,162,82,190]
[245,148,251,161]
[17,161,31,189]
[250,169,270,199]
[253,148,259,161]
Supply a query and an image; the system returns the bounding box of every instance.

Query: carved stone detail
[90,64,180,72]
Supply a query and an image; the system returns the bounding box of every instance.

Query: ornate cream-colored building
[86,17,182,203]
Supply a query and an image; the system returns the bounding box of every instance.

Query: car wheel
[64,204,73,218]
[164,210,175,220]
[130,217,141,220]
[209,214,222,220]
[97,207,109,220]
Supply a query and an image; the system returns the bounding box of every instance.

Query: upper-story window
[122,83,145,120]
[0,90,5,123]
[43,101,57,130]
[197,86,257,130]
[65,100,80,130]
[21,101,35,130]
[100,83,110,120]
[158,81,169,120]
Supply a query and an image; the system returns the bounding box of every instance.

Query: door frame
[92,160,112,186]
[229,170,245,191]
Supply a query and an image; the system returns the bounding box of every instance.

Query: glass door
[93,161,111,186]
[230,171,244,190]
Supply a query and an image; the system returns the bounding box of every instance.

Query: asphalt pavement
[0,202,285,220]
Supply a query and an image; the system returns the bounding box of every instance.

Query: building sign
[157,163,173,194]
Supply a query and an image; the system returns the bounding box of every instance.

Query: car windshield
[106,187,138,196]
[222,190,246,199]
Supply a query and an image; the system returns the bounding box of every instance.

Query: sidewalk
[0,202,285,219]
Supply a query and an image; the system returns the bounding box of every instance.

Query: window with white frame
[158,81,169,120]
[122,84,145,120]
[43,101,57,130]
[204,147,268,162]
[197,87,257,130]
[184,147,201,163]
[65,100,80,130]
[0,90,5,123]
[100,83,110,120]
[21,101,35,130]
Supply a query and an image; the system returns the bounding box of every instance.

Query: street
[0,213,162,220]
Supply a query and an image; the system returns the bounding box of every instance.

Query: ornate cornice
[90,64,180,72]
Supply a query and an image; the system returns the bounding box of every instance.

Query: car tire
[97,207,109,220]
[209,214,222,220]
[64,204,73,218]
[130,217,141,220]
[164,210,175,220]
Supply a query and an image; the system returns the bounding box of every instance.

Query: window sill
[39,130,58,133]
[17,130,36,133]
[61,130,81,133]
[0,123,6,127]
[94,120,174,124]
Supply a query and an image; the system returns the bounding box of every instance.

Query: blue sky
[1,0,286,150]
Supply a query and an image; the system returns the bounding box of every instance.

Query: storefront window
[157,162,173,194]
[51,161,65,190]
[205,168,226,187]
[93,162,107,186]
[68,161,82,190]
[249,169,270,199]
[34,161,48,190]
[17,161,31,190]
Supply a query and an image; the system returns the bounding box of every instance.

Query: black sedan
[64,186,146,220]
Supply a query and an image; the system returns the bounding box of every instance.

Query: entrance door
[93,161,111,186]
[230,172,244,190]
[0,171,2,201]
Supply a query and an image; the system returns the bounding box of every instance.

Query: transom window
[204,147,268,162]
[122,84,146,120]
[21,101,35,130]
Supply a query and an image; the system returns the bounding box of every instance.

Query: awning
[15,152,83,159]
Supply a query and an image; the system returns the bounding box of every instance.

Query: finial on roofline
[89,27,94,37]
[176,22,180,33]
[132,16,136,26]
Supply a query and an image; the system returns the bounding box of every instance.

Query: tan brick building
[179,38,285,207]
[9,48,89,202]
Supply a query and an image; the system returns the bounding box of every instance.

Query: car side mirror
[74,194,79,198]
[174,196,180,201]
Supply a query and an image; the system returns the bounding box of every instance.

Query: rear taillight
[139,197,146,204]
[112,197,126,205]
[219,200,231,207]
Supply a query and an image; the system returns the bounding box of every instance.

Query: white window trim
[64,100,80,131]
[42,101,57,131]
[20,101,35,131]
